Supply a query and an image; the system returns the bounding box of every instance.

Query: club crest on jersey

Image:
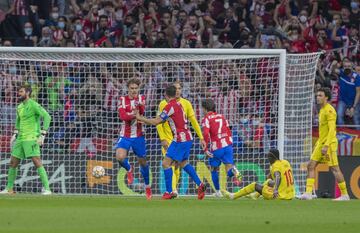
[160,112,167,119]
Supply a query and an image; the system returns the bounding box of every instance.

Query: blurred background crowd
[0,0,359,155]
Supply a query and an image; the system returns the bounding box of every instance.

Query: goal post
[0,47,320,195]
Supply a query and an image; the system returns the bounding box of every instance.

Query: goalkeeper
[156,81,205,196]
[0,85,52,195]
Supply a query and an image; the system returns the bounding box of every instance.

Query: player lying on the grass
[116,78,151,200]
[136,85,206,200]
[300,87,349,201]
[1,85,52,195]
[222,148,295,200]
[201,99,242,197]
[156,81,205,196]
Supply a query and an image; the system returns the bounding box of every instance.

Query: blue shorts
[209,145,234,167]
[116,136,146,157]
[166,140,193,162]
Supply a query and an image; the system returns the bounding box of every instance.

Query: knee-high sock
[227,168,234,178]
[6,167,17,190]
[164,167,173,193]
[338,181,348,195]
[140,164,150,186]
[183,164,201,186]
[118,158,131,171]
[37,166,50,191]
[233,182,256,200]
[211,169,220,191]
[305,178,315,194]
[172,166,180,191]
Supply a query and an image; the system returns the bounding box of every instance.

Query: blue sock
[183,164,201,186]
[211,169,220,191]
[119,158,131,171]
[140,164,150,186]
[227,168,234,178]
[164,167,173,193]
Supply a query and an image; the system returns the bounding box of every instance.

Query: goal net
[0,48,320,196]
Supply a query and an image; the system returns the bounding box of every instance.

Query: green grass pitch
[0,195,359,233]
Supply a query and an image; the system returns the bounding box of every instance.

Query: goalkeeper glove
[37,130,47,146]
[10,130,18,147]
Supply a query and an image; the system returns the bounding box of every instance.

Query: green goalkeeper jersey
[15,99,51,141]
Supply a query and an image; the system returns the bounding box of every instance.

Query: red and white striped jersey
[201,111,233,151]
[12,0,28,16]
[118,95,145,138]
[159,99,193,142]
[212,89,240,125]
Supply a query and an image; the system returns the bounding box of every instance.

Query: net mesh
[284,53,320,195]
[0,49,319,195]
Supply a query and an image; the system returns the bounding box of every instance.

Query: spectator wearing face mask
[15,21,37,46]
[72,17,86,47]
[331,59,360,126]
[38,26,54,47]
[349,0,360,25]
[53,16,69,47]
[0,61,23,127]
[44,6,60,28]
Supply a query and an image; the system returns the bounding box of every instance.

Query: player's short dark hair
[19,84,32,95]
[317,87,332,100]
[268,148,280,160]
[165,85,176,98]
[127,78,141,87]
[201,99,216,112]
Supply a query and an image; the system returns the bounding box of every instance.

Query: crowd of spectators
[0,0,360,155]
[0,0,359,51]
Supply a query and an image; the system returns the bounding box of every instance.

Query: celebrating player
[136,85,206,200]
[116,78,151,200]
[0,85,52,195]
[201,99,242,197]
[156,81,205,196]
[300,87,349,201]
[222,148,295,200]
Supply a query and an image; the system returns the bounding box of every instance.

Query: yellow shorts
[261,185,274,200]
[311,142,338,166]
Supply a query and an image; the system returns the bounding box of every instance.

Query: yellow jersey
[156,98,203,142]
[318,103,337,146]
[270,160,295,200]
